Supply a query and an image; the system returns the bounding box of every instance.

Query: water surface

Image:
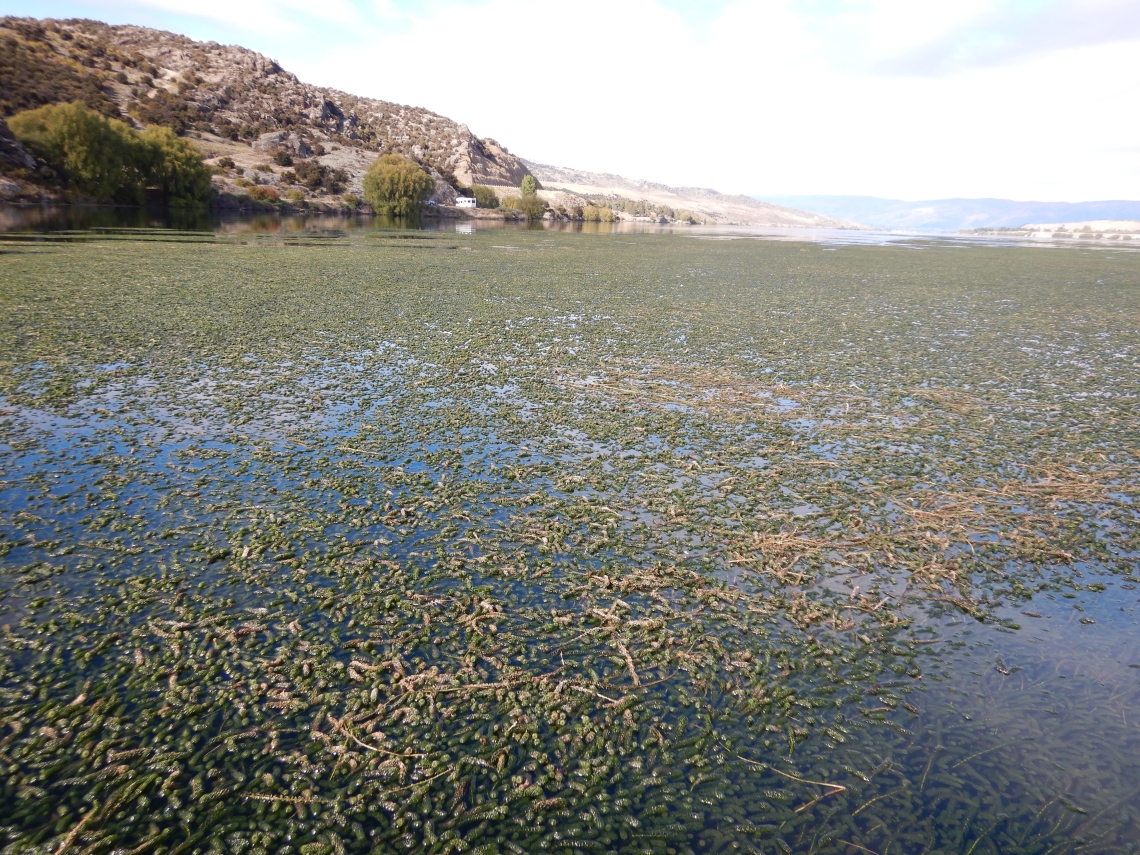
[1,221,1137,854]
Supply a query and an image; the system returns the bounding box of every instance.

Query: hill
[758,194,1140,232]
[0,15,855,226]
[524,162,860,228]
[0,16,533,203]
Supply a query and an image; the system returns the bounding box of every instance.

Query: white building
[455,195,477,208]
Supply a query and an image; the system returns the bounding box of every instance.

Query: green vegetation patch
[0,231,1138,854]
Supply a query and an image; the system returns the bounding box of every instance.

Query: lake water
[4,204,1136,251]
[1,215,1137,854]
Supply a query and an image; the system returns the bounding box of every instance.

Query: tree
[8,101,213,205]
[520,174,538,196]
[9,101,147,203]
[362,154,434,217]
[505,194,545,220]
[471,185,499,209]
[139,125,213,206]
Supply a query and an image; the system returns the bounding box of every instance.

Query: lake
[1,217,1137,854]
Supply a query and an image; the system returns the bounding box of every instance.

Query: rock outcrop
[0,118,36,173]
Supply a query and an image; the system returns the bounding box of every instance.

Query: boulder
[0,119,37,173]
[430,179,457,206]
[254,131,313,158]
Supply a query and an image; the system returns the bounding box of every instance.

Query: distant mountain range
[757,195,1140,232]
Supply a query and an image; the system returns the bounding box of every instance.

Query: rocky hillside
[1,15,858,226]
[525,162,860,228]
[0,16,534,199]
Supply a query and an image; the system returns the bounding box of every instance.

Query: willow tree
[9,101,213,205]
[362,154,434,216]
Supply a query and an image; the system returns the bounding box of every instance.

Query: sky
[4,0,1139,201]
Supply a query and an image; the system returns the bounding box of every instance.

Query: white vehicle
[455,195,477,208]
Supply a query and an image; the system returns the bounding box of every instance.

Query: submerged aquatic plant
[0,229,1138,853]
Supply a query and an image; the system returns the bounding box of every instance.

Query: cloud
[870,0,1140,75]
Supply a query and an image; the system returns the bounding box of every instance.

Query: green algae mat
[1,228,1138,855]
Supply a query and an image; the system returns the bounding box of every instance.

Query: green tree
[362,154,434,217]
[9,101,146,203]
[139,125,213,206]
[520,174,538,196]
[471,185,499,209]
[9,101,213,205]
[517,194,546,220]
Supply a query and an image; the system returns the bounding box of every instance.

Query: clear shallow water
[4,204,1138,252]
[0,223,1137,854]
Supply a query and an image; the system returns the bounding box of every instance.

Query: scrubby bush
[273,150,293,166]
[8,101,212,205]
[292,160,347,193]
[215,156,235,170]
[287,189,305,204]
[129,88,196,134]
[362,154,433,217]
[248,185,279,202]
[0,34,118,117]
[520,174,538,196]
[471,184,499,209]
[582,205,615,223]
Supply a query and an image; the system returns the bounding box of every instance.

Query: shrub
[520,174,538,196]
[129,88,196,134]
[216,156,234,170]
[273,150,293,166]
[291,160,323,189]
[293,160,346,193]
[501,193,546,220]
[342,192,360,209]
[8,101,212,205]
[287,189,305,204]
[362,154,433,217]
[582,206,614,223]
[253,162,274,173]
[518,194,546,220]
[0,35,118,117]
[248,185,279,202]
[471,185,499,209]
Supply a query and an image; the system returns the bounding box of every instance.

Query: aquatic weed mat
[0,233,1138,854]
